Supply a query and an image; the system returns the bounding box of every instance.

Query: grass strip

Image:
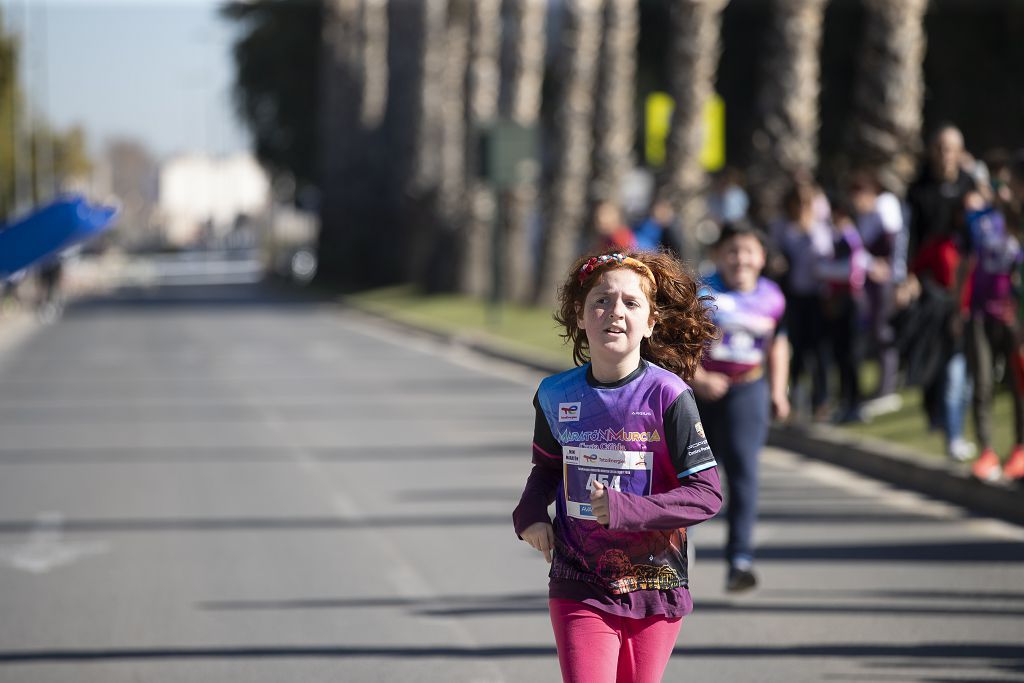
[349,286,1016,460]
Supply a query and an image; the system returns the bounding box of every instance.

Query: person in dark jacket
[906,124,977,259]
[902,124,977,451]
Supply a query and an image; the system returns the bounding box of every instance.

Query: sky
[7,0,249,160]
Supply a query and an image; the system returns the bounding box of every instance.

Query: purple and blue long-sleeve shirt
[513,360,723,619]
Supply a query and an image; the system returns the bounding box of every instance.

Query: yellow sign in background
[644,91,724,171]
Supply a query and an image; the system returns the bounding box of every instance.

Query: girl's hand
[590,480,610,526]
[521,522,555,563]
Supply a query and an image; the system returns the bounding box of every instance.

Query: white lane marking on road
[240,389,508,682]
[0,511,109,574]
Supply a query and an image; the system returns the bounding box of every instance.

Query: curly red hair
[553,248,719,380]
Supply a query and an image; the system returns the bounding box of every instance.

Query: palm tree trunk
[500,0,547,126]
[359,0,389,128]
[747,0,828,224]
[847,0,929,196]
[657,0,728,260]
[416,0,470,292]
[318,0,369,284]
[438,0,470,228]
[535,0,603,306]
[405,0,448,196]
[498,0,546,304]
[460,0,503,297]
[395,0,448,287]
[589,0,638,211]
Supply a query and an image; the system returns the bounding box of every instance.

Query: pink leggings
[548,598,682,683]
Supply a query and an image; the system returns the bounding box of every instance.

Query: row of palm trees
[317,0,929,305]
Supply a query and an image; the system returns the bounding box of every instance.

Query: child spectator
[771,180,834,420]
[816,200,868,423]
[850,168,905,410]
[593,201,637,251]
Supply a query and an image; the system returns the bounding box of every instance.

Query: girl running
[690,220,789,593]
[513,249,722,683]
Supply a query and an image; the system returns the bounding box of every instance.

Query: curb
[348,299,1024,527]
[769,424,1024,526]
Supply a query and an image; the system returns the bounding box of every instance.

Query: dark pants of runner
[967,315,1024,448]
[696,377,769,568]
[787,293,830,412]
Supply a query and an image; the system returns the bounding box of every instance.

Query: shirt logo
[695,422,706,439]
[558,402,581,422]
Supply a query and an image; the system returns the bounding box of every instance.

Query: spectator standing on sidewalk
[850,168,906,411]
[816,200,869,423]
[906,125,977,258]
[36,257,64,323]
[513,250,722,683]
[961,178,1024,481]
[707,166,750,224]
[632,199,682,256]
[770,180,834,420]
[904,126,977,423]
[592,201,638,252]
[690,220,789,593]
[904,202,974,462]
[1010,153,1024,326]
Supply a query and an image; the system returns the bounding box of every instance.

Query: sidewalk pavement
[347,300,1024,528]
[0,308,42,359]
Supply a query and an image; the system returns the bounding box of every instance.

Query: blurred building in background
[156,152,269,248]
[88,139,160,250]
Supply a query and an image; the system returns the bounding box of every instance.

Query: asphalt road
[0,282,1022,682]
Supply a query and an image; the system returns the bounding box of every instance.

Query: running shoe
[947,437,976,463]
[1003,446,1024,480]
[972,448,1002,482]
[726,566,758,593]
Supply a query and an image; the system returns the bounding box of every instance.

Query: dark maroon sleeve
[512,392,563,537]
[606,466,722,531]
[513,465,562,537]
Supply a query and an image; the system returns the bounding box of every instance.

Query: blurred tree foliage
[45,125,91,183]
[221,0,323,196]
[1,9,92,221]
[0,12,20,219]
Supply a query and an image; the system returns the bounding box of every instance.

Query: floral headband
[578,253,656,287]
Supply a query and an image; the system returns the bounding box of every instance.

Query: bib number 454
[585,473,621,492]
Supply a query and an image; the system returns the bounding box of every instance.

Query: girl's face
[715,233,765,292]
[578,268,655,373]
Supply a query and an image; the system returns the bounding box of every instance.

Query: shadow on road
[0,642,1019,677]
[197,589,1024,620]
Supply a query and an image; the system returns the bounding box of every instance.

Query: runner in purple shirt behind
[513,249,721,683]
[690,220,790,594]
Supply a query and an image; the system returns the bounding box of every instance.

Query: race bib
[563,447,653,520]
